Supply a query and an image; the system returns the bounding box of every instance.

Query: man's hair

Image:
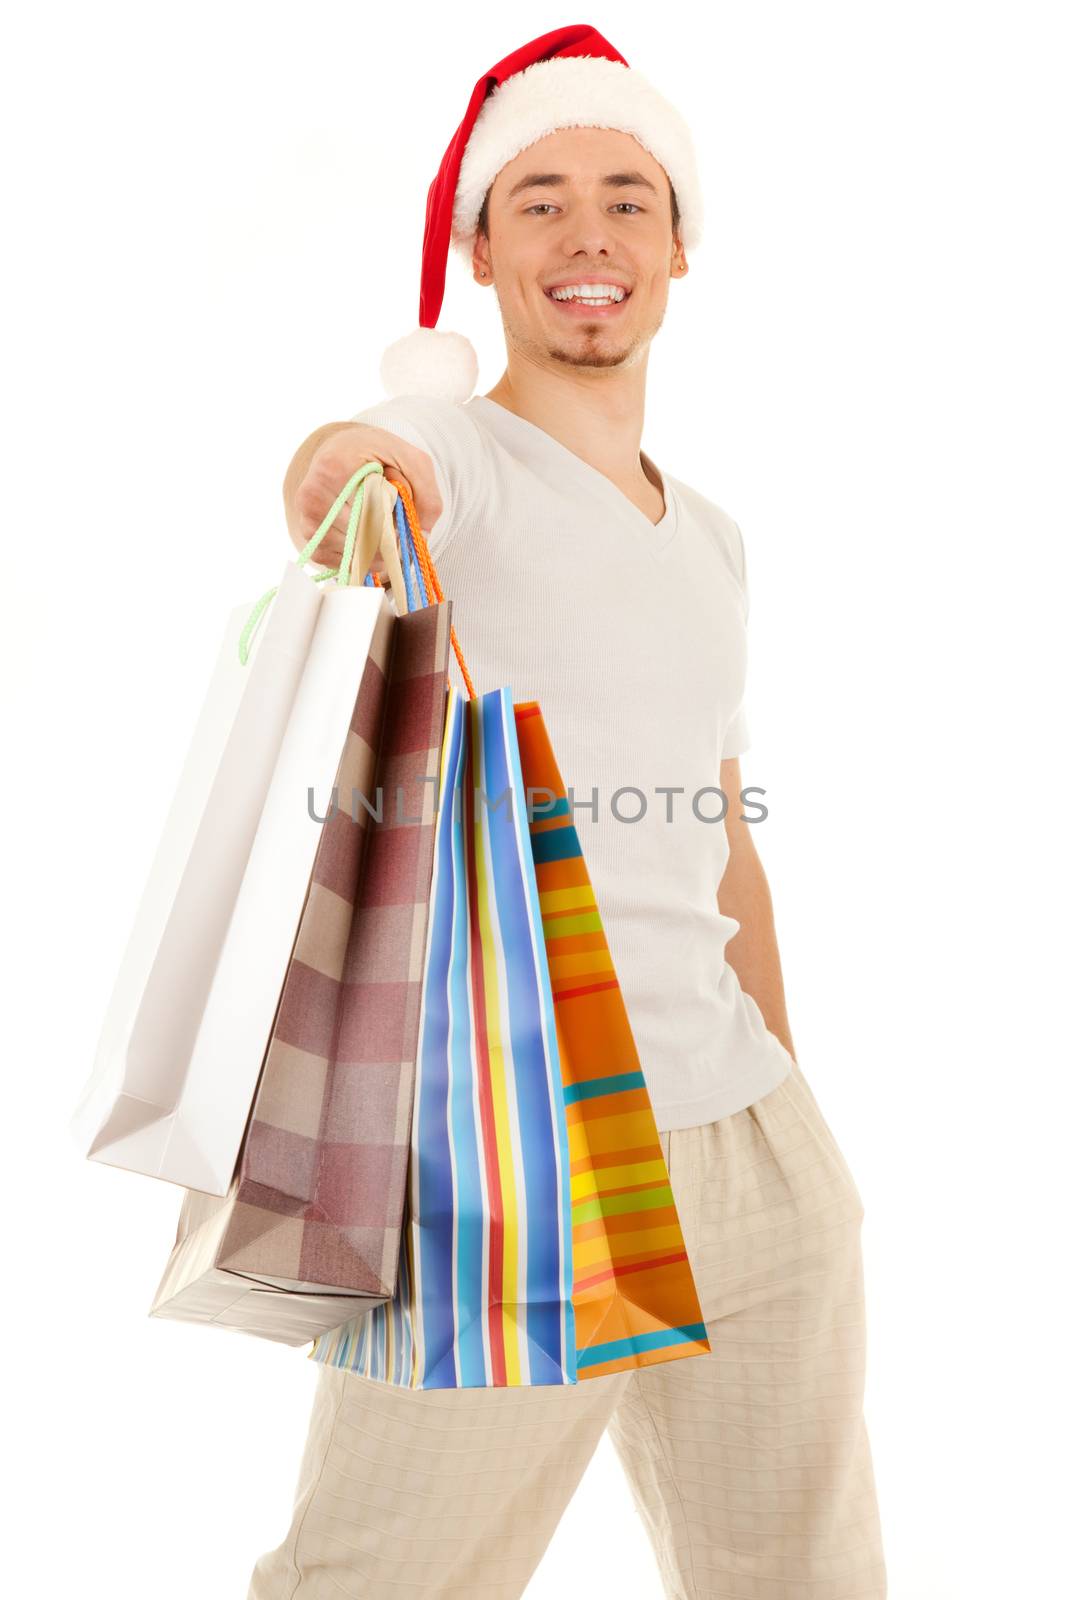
[477,178,681,245]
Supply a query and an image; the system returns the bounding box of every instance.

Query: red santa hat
[379,24,703,402]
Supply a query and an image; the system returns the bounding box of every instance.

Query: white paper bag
[69,475,403,1194]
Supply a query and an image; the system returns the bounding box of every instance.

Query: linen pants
[247,1060,887,1599]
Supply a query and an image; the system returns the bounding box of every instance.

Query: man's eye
[524,202,643,216]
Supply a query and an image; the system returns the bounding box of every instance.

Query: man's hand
[283,421,444,579]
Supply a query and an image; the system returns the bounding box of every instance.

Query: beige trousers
[248,1062,887,1599]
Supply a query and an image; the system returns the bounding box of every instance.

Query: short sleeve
[721,519,752,759]
[347,394,486,563]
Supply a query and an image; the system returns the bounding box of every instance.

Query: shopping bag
[512,699,712,1380]
[147,580,453,1343]
[69,463,406,1194]
[308,487,711,1387]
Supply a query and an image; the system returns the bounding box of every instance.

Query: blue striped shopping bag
[309,678,576,1387]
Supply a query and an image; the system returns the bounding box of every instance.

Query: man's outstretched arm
[717,755,797,1063]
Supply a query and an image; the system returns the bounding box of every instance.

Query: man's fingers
[292,424,444,566]
[357,430,443,533]
[345,429,443,534]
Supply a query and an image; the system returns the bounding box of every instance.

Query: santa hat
[379,24,703,403]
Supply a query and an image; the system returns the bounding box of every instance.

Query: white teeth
[549,283,627,303]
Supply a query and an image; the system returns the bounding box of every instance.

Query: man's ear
[671,235,689,279]
[472,233,493,285]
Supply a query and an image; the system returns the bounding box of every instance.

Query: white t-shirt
[347,393,794,1130]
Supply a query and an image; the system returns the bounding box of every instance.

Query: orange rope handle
[391,478,477,702]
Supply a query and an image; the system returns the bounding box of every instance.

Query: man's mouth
[544,281,632,317]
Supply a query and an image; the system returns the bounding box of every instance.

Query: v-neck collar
[469,395,680,549]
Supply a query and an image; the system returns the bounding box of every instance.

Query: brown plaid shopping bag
[148,580,453,1345]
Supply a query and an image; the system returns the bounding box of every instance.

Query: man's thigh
[248,1358,629,1600]
[606,1064,887,1598]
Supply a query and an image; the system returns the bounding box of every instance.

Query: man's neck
[483,358,665,524]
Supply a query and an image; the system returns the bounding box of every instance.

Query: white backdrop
[3,3,1064,1595]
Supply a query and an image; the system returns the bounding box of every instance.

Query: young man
[250,27,887,1600]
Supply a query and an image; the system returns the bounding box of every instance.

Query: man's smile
[543,278,633,317]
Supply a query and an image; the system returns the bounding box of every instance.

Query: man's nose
[559,204,617,257]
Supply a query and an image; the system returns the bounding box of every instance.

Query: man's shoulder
[351,393,485,448]
[665,470,745,585]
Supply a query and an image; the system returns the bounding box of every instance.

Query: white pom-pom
[379,327,479,402]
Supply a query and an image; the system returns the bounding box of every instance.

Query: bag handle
[239,461,406,664]
[392,491,431,610]
[239,459,478,702]
[357,475,475,700]
[371,483,429,612]
[386,480,477,702]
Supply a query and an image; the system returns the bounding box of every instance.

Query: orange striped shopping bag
[512,703,711,1380]
[308,485,711,1386]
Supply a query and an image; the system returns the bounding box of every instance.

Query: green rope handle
[237,460,386,664]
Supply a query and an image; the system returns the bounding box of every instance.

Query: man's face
[472,125,687,376]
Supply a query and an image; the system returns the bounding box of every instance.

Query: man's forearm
[718,843,797,1063]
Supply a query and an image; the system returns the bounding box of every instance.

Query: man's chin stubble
[501,310,648,372]
[546,344,632,370]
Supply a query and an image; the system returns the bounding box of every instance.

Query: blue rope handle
[401,492,430,608]
[238,461,386,664]
[376,490,429,610]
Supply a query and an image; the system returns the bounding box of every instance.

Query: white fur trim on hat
[451,56,703,264]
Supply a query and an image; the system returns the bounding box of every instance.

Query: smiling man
[251,26,887,1600]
